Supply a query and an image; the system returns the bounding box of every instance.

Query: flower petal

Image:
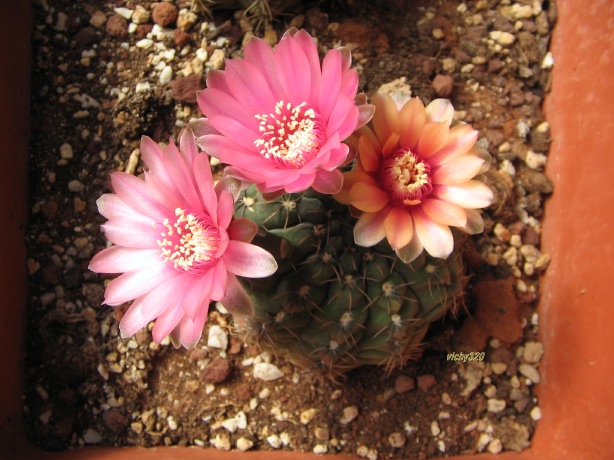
[417,121,450,158]
[104,263,178,306]
[221,273,254,317]
[395,236,424,263]
[349,182,390,212]
[432,181,494,209]
[398,97,426,150]
[110,172,169,222]
[462,208,485,234]
[421,198,468,227]
[227,218,258,243]
[210,259,228,301]
[428,124,478,166]
[425,98,454,125]
[357,134,381,173]
[412,208,454,259]
[171,306,209,349]
[383,207,415,250]
[89,246,162,274]
[431,153,486,185]
[372,94,399,143]
[223,240,278,278]
[354,210,387,247]
[312,168,344,194]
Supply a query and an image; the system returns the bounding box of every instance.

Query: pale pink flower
[191,28,374,196]
[89,129,277,348]
[335,94,493,263]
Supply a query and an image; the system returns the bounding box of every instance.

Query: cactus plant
[234,184,465,378]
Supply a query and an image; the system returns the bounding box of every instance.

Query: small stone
[417,374,437,392]
[159,66,173,85]
[168,74,205,104]
[491,362,508,375]
[518,363,541,383]
[221,417,238,433]
[132,5,150,24]
[114,7,133,20]
[89,10,107,28]
[522,341,544,363]
[106,14,128,38]
[207,325,228,349]
[530,406,542,421]
[68,180,84,192]
[174,29,191,48]
[60,143,73,159]
[432,74,454,97]
[236,437,254,451]
[488,438,503,454]
[152,3,178,28]
[208,49,226,70]
[300,408,318,425]
[313,444,328,454]
[430,421,441,436]
[253,362,284,381]
[102,410,129,432]
[395,375,415,393]
[340,405,359,424]
[490,31,516,45]
[315,426,330,440]
[213,433,231,451]
[487,398,506,413]
[388,432,406,448]
[177,10,198,31]
[267,434,281,448]
[200,357,231,384]
[83,428,102,444]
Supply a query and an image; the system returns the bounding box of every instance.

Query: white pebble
[159,65,173,85]
[236,437,253,451]
[221,418,238,433]
[300,408,318,424]
[313,444,328,454]
[487,438,503,454]
[114,7,133,20]
[339,405,359,424]
[518,363,541,383]
[68,180,84,192]
[207,325,228,350]
[136,38,154,49]
[525,150,547,169]
[490,30,516,46]
[83,428,102,444]
[60,143,73,159]
[253,362,284,381]
[487,398,506,413]
[541,51,554,69]
[430,421,441,436]
[523,341,544,363]
[388,432,406,447]
[267,434,281,448]
[491,362,508,375]
[530,406,542,421]
[136,82,151,93]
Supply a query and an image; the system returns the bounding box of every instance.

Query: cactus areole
[234,185,465,378]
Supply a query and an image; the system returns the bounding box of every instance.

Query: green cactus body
[234,185,465,378]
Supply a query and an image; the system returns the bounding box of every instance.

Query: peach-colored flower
[89,129,277,348]
[191,28,374,196]
[335,94,493,263]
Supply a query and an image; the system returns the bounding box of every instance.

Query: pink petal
[292,29,322,102]
[243,37,281,98]
[197,88,259,134]
[356,103,376,130]
[171,306,209,349]
[221,273,254,317]
[181,270,213,320]
[224,59,276,113]
[428,124,478,166]
[216,189,235,229]
[104,263,178,305]
[96,193,153,222]
[354,210,387,247]
[210,259,228,301]
[431,153,486,185]
[282,173,316,193]
[223,240,278,278]
[198,134,262,166]
[322,143,350,171]
[318,49,342,122]
[274,32,313,103]
[151,295,188,343]
[214,175,242,203]
[383,207,414,250]
[161,141,202,211]
[89,246,162,274]
[193,153,218,218]
[204,69,231,93]
[412,208,454,259]
[326,93,358,138]
[432,181,494,209]
[206,115,259,151]
[227,217,258,243]
[312,168,344,194]
[421,198,468,227]
[261,168,303,191]
[101,219,160,249]
[110,172,168,222]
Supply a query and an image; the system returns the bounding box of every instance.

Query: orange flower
[335,94,493,263]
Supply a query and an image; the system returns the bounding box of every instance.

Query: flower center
[381,149,433,206]
[157,208,222,273]
[254,101,322,168]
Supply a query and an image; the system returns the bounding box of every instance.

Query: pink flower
[89,129,278,348]
[335,94,493,263]
[191,28,374,196]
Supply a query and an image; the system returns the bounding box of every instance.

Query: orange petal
[357,134,381,173]
[372,94,400,143]
[383,207,414,250]
[421,198,467,227]
[381,132,401,158]
[398,97,426,150]
[334,170,377,204]
[428,124,478,166]
[417,121,450,158]
[349,182,390,212]
[412,208,454,259]
[431,154,485,185]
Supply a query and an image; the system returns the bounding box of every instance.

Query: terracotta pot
[2,0,613,459]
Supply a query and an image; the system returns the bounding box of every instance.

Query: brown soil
[24,0,555,457]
